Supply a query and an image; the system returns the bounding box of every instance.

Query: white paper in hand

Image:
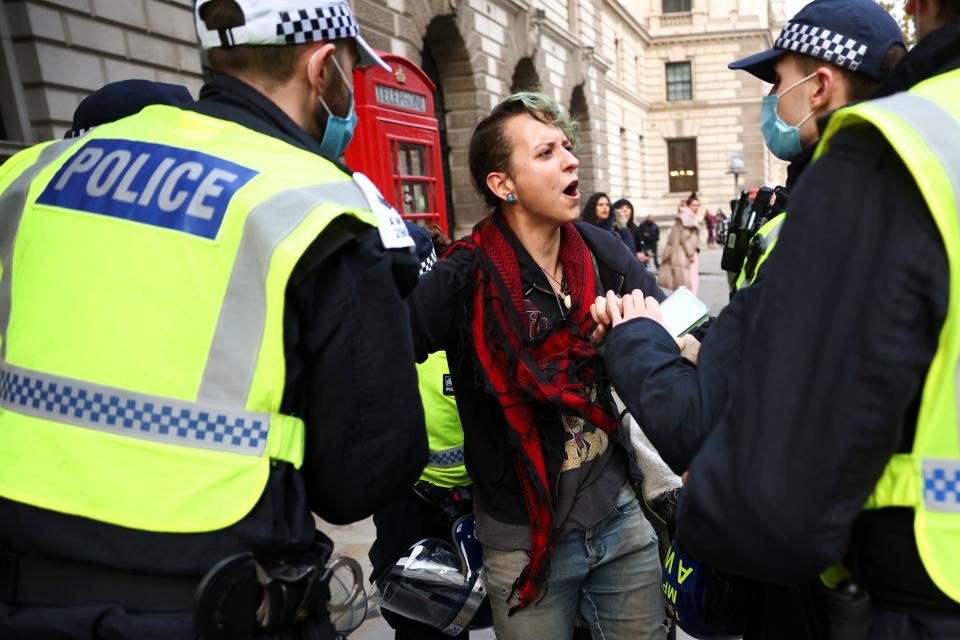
[659,286,710,337]
[353,172,414,250]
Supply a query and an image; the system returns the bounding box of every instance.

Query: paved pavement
[329,246,730,639]
[693,243,733,317]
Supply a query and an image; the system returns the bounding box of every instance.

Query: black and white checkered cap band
[419,249,438,277]
[276,6,359,45]
[775,20,869,73]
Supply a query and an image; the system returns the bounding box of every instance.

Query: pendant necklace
[539,263,572,310]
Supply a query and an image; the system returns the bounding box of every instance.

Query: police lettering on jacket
[38,139,258,239]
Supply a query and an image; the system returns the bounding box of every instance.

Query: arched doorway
[510,57,541,93]
[421,15,484,234]
[570,84,597,198]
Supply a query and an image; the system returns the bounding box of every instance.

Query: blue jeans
[481,485,667,640]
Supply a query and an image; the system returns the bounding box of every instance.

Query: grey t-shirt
[475,406,628,551]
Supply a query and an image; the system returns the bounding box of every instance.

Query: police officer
[606,0,960,636]
[63,79,193,139]
[732,0,906,191]
[728,0,906,290]
[600,0,906,498]
[0,0,427,637]
[593,1,907,636]
[368,223,474,639]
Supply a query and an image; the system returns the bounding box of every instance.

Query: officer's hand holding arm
[601,287,712,473]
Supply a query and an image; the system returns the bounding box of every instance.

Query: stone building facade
[355,0,789,231]
[0,0,788,233]
[0,0,203,159]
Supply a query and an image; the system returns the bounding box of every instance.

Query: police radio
[720,185,789,278]
[720,189,755,274]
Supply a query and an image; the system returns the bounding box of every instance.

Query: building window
[663,0,691,12]
[667,138,698,193]
[666,62,692,101]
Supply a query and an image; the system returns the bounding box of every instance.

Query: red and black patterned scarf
[450,215,620,612]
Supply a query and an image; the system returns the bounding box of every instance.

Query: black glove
[650,486,681,541]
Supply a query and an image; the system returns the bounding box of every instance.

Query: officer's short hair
[792,43,906,102]
[199,0,306,82]
[199,0,355,86]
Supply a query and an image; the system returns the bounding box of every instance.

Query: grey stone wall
[3,0,203,143]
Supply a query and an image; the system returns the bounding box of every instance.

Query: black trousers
[369,488,469,640]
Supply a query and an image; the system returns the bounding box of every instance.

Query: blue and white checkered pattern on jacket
[0,367,268,454]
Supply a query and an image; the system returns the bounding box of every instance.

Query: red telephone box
[346,51,449,234]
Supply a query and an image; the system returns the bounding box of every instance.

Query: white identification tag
[352,172,414,250]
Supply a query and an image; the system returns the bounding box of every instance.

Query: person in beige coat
[657,194,700,292]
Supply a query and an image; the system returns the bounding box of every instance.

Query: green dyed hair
[468,92,579,210]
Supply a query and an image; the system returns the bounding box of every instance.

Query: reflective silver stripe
[870,92,960,454]
[923,459,960,514]
[762,218,784,248]
[0,139,78,360]
[0,361,271,456]
[197,180,371,407]
[428,445,465,468]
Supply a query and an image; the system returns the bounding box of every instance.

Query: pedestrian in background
[638,212,661,268]
[407,92,666,640]
[0,0,427,637]
[715,207,728,246]
[582,192,638,254]
[580,192,612,231]
[704,207,717,248]
[657,193,700,292]
[611,198,638,254]
[612,197,640,255]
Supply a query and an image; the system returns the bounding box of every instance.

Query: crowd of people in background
[3,0,959,638]
[579,189,726,293]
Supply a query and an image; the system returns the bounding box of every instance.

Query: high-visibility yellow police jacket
[0,105,378,534]
[814,68,960,604]
[735,213,785,291]
[416,352,470,488]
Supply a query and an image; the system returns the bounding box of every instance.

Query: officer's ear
[810,65,842,112]
[305,43,337,98]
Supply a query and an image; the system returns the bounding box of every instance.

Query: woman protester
[656,193,701,293]
[407,92,667,639]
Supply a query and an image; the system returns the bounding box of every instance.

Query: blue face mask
[318,55,358,159]
[760,72,817,161]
